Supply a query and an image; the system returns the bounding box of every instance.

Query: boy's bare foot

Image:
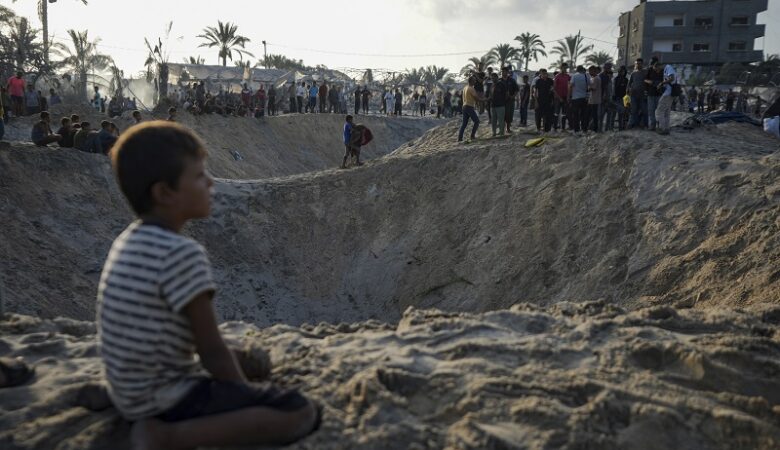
[131,419,169,450]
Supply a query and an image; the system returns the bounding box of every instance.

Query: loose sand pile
[1,115,777,324]
[1,105,441,179]
[1,111,779,449]
[2,302,780,449]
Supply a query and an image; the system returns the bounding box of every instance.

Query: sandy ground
[1,114,778,324]
[1,302,780,449]
[1,104,441,179]
[1,110,779,449]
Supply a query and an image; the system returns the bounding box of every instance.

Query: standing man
[384,89,395,117]
[361,86,371,114]
[519,75,530,127]
[319,83,328,113]
[613,66,629,131]
[457,76,485,142]
[627,58,647,129]
[296,81,306,113]
[354,86,362,114]
[6,72,26,117]
[599,63,614,131]
[308,82,319,113]
[394,88,403,116]
[25,84,40,116]
[655,62,676,135]
[267,84,277,116]
[341,115,354,168]
[553,63,571,131]
[288,82,297,114]
[587,66,602,132]
[474,63,486,115]
[503,67,518,133]
[489,72,507,137]
[533,69,555,133]
[644,62,663,131]
[569,65,589,134]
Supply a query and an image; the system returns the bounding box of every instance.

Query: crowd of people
[455,56,770,142]
[26,110,143,154]
[168,81,278,118]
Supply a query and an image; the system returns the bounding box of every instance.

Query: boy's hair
[40,111,50,120]
[71,114,80,122]
[101,120,110,129]
[345,114,353,122]
[81,121,90,129]
[61,117,70,126]
[110,121,206,215]
[168,107,177,114]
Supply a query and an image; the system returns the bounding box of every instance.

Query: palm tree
[551,31,593,68]
[423,65,450,84]
[261,53,306,71]
[514,32,546,72]
[362,68,373,83]
[184,55,205,64]
[53,29,112,100]
[459,54,497,77]
[144,22,175,102]
[403,67,424,85]
[489,43,521,70]
[11,0,88,65]
[7,17,41,71]
[584,51,613,67]
[234,60,254,69]
[198,21,253,67]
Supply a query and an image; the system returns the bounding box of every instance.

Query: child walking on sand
[98,121,320,450]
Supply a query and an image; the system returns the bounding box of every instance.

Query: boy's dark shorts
[157,378,309,422]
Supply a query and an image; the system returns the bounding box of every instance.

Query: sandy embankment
[0,112,779,449]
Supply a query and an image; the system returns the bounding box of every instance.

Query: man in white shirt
[656,64,676,135]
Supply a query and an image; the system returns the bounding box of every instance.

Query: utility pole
[40,0,49,66]
[262,40,268,68]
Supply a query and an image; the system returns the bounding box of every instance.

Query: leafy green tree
[514,32,546,72]
[197,21,253,67]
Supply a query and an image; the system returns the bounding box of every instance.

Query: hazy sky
[7,0,780,78]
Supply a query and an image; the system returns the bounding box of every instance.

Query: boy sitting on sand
[98,121,319,450]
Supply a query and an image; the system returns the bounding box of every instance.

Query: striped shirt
[96,221,215,420]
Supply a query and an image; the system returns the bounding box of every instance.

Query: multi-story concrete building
[617,0,767,70]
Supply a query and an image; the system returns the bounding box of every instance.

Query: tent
[167,63,286,92]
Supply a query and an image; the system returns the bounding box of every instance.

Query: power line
[265,43,489,58]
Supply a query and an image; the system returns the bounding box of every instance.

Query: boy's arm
[184,292,247,383]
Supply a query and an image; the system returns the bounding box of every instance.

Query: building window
[673,18,684,26]
[692,43,711,52]
[672,43,682,52]
[728,41,747,51]
[730,16,749,26]
[619,25,626,37]
[632,19,639,32]
[694,17,714,29]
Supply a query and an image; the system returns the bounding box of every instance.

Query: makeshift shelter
[167,63,286,93]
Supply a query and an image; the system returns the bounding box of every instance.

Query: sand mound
[2,302,780,449]
[2,119,778,325]
[1,105,441,178]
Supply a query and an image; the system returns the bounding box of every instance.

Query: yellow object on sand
[524,137,546,148]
